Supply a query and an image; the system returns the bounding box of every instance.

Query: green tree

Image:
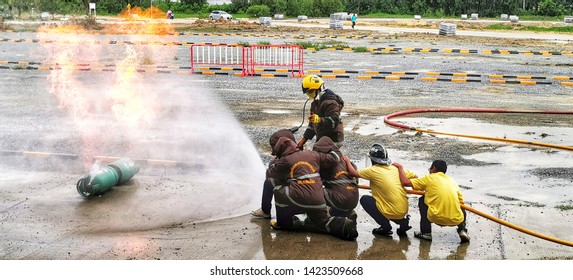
[285,0,302,16]
[319,0,344,15]
[246,4,271,17]
[538,0,564,16]
[231,0,250,13]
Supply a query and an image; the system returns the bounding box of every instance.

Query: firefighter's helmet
[369,143,392,165]
[301,75,324,94]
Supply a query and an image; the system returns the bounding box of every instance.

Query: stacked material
[329,13,344,29]
[439,22,457,36]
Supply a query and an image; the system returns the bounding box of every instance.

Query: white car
[209,10,232,20]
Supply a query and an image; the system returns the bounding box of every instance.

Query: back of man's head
[431,160,448,173]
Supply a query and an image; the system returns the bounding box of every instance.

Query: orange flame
[119,6,167,20]
[38,8,177,168]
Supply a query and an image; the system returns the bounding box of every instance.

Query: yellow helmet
[301,75,324,95]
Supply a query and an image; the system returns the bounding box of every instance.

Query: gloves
[309,114,321,125]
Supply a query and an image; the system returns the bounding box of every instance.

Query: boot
[301,216,328,233]
[291,215,306,231]
[325,216,358,241]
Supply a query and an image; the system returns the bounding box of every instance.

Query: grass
[487,23,573,33]
[518,202,546,207]
[556,204,573,211]
[361,13,417,19]
[174,12,250,19]
[353,46,369,52]
[291,41,322,50]
[289,40,352,50]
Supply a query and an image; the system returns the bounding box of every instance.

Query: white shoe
[250,208,271,219]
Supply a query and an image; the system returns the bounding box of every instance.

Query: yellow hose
[358,185,573,247]
[415,128,573,152]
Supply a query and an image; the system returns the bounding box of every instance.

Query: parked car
[209,10,232,20]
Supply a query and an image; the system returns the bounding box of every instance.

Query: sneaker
[372,227,392,237]
[397,225,412,237]
[396,215,411,236]
[414,231,432,241]
[458,230,470,243]
[250,208,271,219]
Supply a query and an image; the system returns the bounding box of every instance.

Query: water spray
[76,158,140,198]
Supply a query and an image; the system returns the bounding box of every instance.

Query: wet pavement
[1,19,573,264]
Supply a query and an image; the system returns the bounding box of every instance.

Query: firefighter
[297,75,345,149]
[267,136,358,241]
[312,136,359,220]
[251,128,299,219]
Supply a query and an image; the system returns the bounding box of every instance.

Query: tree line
[1,0,572,18]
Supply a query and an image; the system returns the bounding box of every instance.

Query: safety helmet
[369,143,392,165]
[301,75,324,96]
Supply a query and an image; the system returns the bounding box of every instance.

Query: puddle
[262,109,292,114]
[354,116,573,207]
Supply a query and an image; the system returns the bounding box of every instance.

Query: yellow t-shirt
[359,165,416,220]
[411,172,464,226]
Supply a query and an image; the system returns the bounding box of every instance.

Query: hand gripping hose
[357,185,573,247]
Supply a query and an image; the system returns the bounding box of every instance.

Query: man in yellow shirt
[394,160,470,243]
[343,144,417,237]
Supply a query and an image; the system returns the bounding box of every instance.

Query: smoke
[33,23,265,231]
[71,80,266,231]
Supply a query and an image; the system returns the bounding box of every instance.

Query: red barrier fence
[190,44,304,77]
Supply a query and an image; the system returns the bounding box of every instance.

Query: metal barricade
[247,45,304,77]
[190,43,249,76]
[190,44,304,77]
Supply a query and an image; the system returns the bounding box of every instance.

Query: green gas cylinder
[76,158,140,198]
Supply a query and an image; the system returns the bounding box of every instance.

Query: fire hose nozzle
[288,126,300,133]
[76,158,140,198]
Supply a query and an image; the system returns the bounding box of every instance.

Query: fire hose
[358,185,573,247]
[289,99,310,134]
[368,107,573,247]
[384,108,573,151]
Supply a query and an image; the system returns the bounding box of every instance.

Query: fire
[112,5,175,35]
[108,46,158,126]
[37,6,177,168]
[119,6,166,20]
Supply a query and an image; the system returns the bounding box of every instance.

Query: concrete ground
[1,17,573,270]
